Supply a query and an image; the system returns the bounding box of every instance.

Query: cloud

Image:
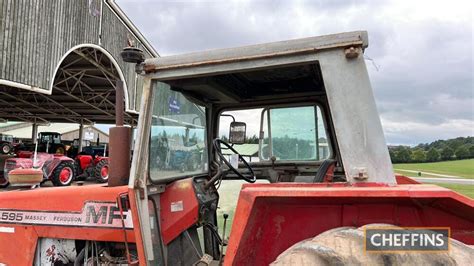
[382,118,474,146]
[118,0,473,145]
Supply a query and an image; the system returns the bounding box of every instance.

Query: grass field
[394,159,474,179]
[433,183,474,199]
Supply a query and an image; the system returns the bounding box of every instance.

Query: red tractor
[0,31,472,265]
[72,140,110,183]
[3,152,75,187]
[75,154,109,183]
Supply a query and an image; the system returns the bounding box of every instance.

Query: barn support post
[130,121,136,154]
[108,80,131,187]
[78,123,84,152]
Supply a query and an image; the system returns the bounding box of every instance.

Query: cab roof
[143,31,368,80]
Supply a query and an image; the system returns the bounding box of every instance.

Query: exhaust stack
[108,80,131,187]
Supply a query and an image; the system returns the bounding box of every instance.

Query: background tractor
[4,132,109,186]
[14,132,67,155]
[3,152,75,187]
[74,154,109,183]
[70,138,110,183]
[0,133,14,154]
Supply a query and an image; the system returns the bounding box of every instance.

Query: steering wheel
[213,138,256,183]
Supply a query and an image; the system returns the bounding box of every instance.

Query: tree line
[221,134,473,164]
[389,137,474,163]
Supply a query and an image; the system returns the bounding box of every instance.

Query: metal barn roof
[0,1,158,125]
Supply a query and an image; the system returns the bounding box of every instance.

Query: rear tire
[51,161,75,186]
[0,177,9,188]
[94,159,109,183]
[1,143,12,154]
[271,224,474,265]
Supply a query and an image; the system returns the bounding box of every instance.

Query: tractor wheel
[0,176,9,188]
[271,224,473,266]
[94,159,109,183]
[51,161,75,186]
[1,143,12,154]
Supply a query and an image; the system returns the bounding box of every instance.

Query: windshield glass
[41,133,60,144]
[149,83,208,181]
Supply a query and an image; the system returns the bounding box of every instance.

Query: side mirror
[229,122,246,144]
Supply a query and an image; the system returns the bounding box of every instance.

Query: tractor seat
[294,159,337,183]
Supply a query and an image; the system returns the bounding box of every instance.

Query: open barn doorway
[0,44,137,188]
[50,44,135,125]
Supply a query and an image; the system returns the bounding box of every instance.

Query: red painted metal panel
[396,175,421,184]
[129,189,147,265]
[77,154,94,170]
[224,183,474,266]
[0,224,38,265]
[0,185,135,265]
[0,184,128,211]
[160,178,199,244]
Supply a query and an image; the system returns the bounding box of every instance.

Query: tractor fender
[44,155,74,179]
[4,157,35,181]
[93,156,109,164]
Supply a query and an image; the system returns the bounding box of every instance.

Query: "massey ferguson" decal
[0,201,133,229]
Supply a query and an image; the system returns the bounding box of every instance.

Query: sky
[117,0,473,145]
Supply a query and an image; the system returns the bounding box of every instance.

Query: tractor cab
[38,132,62,145]
[123,31,472,265]
[0,134,13,143]
[0,133,14,154]
[124,31,398,265]
[36,132,66,155]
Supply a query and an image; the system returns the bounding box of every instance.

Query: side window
[260,105,330,161]
[149,83,208,182]
[53,135,61,144]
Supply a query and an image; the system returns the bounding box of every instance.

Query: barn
[0,0,157,149]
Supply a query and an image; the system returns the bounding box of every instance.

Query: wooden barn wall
[0,0,152,112]
[100,4,149,111]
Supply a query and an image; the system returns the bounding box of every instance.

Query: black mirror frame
[229,121,247,144]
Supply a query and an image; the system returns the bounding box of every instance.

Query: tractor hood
[0,185,132,229]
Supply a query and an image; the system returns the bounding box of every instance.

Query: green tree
[426,148,440,162]
[246,134,259,144]
[411,149,426,162]
[469,145,474,158]
[389,149,398,163]
[440,146,454,160]
[455,145,470,160]
[396,147,412,163]
[220,135,229,142]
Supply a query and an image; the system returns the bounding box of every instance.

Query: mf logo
[85,204,126,225]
